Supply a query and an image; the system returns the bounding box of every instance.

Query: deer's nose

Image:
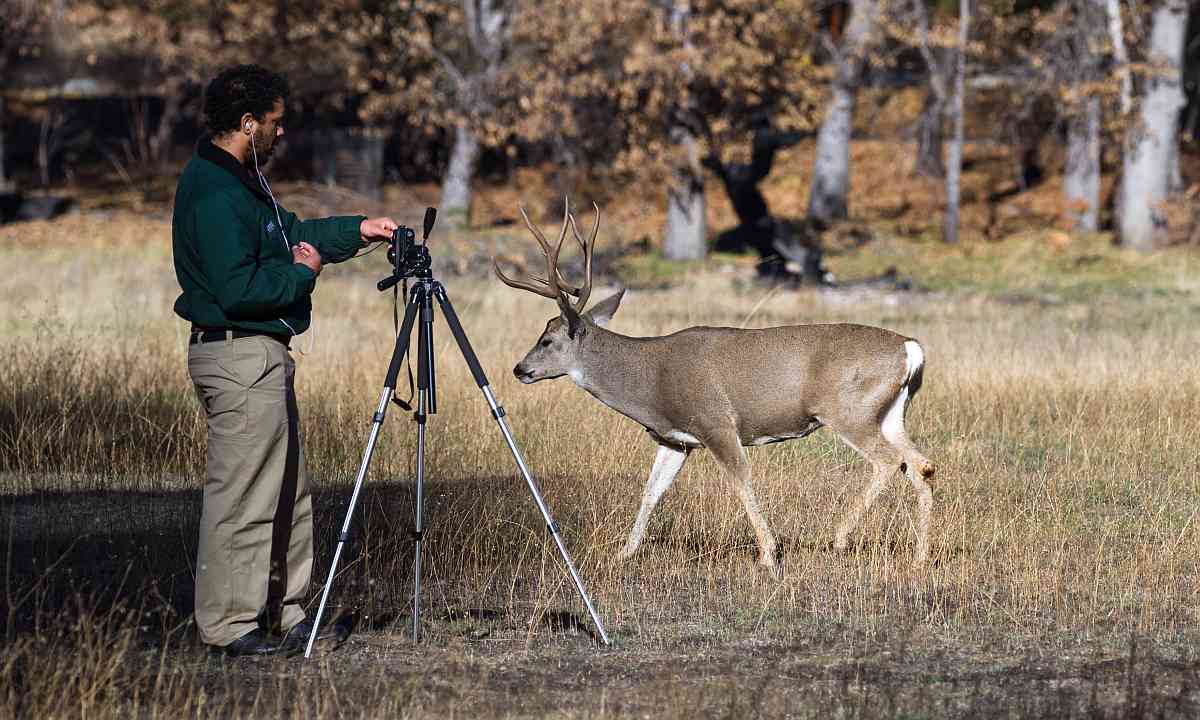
[513,364,534,381]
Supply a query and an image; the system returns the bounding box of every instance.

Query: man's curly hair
[203,65,289,136]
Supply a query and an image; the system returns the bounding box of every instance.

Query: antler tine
[518,205,555,257]
[492,258,560,299]
[500,203,574,301]
[565,203,599,311]
[498,198,602,309]
[526,203,579,294]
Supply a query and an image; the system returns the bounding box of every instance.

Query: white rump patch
[903,340,924,386]
[883,341,925,445]
[881,385,909,445]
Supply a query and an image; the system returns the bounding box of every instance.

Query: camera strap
[391,279,417,411]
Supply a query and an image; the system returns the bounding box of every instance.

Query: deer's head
[494,200,624,384]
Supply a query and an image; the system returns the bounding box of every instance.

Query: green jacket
[172,139,365,336]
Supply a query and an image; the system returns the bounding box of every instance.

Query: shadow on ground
[0,477,547,637]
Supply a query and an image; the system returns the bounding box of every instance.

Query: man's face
[253,99,286,161]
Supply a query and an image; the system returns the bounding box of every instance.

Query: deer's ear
[584,289,625,328]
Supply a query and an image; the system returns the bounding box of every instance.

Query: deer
[493,201,936,574]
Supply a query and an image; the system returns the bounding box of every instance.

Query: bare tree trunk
[808,0,878,224]
[440,124,479,228]
[1119,0,1187,252]
[149,80,185,169]
[663,0,706,260]
[1167,138,1185,193]
[0,96,8,191]
[942,0,969,244]
[1104,0,1133,115]
[664,128,706,260]
[1064,96,1101,231]
[431,0,509,231]
[1060,0,1105,232]
[38,110,53,187]
[911,0,948,179]
[913,88,946,177]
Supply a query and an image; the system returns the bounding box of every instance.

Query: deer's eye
[539,338,552,348]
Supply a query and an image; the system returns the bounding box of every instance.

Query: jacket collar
[197,136,272,202]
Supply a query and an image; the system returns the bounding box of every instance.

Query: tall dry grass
[3,210,1200,716]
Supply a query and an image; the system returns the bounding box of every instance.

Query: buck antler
[494,197,598,313]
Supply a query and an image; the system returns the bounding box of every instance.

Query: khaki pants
[187,334,311,646]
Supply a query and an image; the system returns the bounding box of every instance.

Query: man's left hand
[360,217,400,244]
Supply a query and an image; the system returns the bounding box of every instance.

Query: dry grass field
[3,158,1200,718]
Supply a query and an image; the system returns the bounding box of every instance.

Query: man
[172,64,398,656]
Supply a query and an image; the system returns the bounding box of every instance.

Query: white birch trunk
[1104,0,1133,115]
[1167,139,1184,193]
[1064,96,1102,231]
[662,0,706,260]
[807,0,878,224]
[440,124,480,228]
[1119,0,1187,252]
[942,0,969,244]
[664,129,706,260]
[0,96,8,191]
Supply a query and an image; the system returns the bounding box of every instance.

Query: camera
[387,224,431,278]
[378,207,437,292]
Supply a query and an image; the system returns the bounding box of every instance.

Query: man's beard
[250,128,277,166]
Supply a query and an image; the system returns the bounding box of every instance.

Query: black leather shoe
[278,619,337,655]
[216,629,280,657]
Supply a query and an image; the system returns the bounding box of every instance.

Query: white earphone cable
[251,128,314,355]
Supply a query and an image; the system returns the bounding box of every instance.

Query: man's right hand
[293,242,323,276]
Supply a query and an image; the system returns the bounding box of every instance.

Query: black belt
[189,327,291,348]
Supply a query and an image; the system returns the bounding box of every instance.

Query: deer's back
[646,323,915,440]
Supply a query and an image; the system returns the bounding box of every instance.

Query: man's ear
[583,289,625,328]
[557,297,584,338]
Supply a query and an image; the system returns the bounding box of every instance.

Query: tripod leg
[412,290,433,641]
[304,287,422,659]
[432,284,611,645]
[412,386,427,641]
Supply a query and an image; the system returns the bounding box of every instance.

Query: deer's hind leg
[828,400,935,568]
[831,432,900,554]
[619,444,690,561]
[707,433,778,573]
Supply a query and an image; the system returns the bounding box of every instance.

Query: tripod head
[378,207,438,291]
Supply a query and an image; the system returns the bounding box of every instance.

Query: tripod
[305,271,611,658]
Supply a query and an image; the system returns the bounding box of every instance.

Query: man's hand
[293,242,323,276]
[360,216,400,244]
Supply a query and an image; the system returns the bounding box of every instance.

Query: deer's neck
[570,328,660,424]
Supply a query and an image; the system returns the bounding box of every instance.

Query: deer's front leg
[707,434,778,573]
[618,444,690,561]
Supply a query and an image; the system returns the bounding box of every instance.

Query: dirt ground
[155,608,1200,718]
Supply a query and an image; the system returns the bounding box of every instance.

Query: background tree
[662,0,707,261]
[360,0,517,229]
[67,0,366,172]
[499,0,820,251]
[1,0,58,190]
[807,0,880,226]
[1119,0,1189,251]
[1057,0,1109,232]
[941,0,969,244]
[901,0,954,178]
